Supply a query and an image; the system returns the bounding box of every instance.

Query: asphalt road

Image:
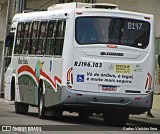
[0,99,160,134]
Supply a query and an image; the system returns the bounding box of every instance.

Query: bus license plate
[101,85,117,92]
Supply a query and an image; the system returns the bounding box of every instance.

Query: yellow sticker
[114,64,132,74]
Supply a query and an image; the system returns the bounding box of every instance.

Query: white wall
[0,3,7,70]
[0,3,7,41]
[25,0,60,10]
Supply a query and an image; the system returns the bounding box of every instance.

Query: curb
[0,98,12,103]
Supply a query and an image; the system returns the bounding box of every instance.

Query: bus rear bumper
[61,86,153,114]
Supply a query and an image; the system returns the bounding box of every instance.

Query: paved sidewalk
[0,98,12,103]
[129,109,160,125]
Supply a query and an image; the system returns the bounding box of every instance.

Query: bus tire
[78,112,91,119]
[52,108,63,118]
[38,91,45,119]
[103,112,129,126]
[11,77,15,101]
[15,102,29,114]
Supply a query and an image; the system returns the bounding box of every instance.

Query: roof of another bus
[12,10,71,23]
[48,2,153,18]
[48,2,119,10]
[76,9,154,21]
[12,2,153,23]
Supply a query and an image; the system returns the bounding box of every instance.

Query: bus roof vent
[48,3,90,11]
[90,3,118,9]
[48,2,118,11]
[23,9,46,13]
[23,10,35,13]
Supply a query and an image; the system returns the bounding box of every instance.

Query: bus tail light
[147,73,152,87]
[67,68,72,81]
[76,12,83,15]
[71,73,73,85]
[145,73,152,93]
[107,44,117,48]
[145,78,148,89]
[67,68,73,88]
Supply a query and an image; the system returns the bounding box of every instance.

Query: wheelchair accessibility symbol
[77,74,84,82]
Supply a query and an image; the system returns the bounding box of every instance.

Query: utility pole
[16,0,25,13]
[0,0,16,98]
[82,0,96,3]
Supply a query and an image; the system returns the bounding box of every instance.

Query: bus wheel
[38,91,45,119]
[52,108,63,118]
[103,112,129,126]
[11,78,15,101]
[15,102,29,114]
[78,112,91,119]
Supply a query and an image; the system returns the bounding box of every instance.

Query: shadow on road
[26,112,105,125]
[25,111,160,127]
[128,119,160,127]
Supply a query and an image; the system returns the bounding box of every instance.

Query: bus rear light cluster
[67,68,73,88]
[145,73,152,93]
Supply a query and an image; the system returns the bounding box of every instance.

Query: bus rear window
[75,17,150,49]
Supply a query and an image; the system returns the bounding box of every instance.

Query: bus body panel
[15,56,63,106]
[61,86,153,114]
[62,10,155,114]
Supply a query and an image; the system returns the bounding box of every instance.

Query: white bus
[4,2,155,125]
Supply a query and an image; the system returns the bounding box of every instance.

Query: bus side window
[45,21,56,55]
[14,23,24,54]
[37,21,47,55]
[5,32,14,71]
[54,20,66,56]
[22,22,31,54]
[29,21,40,55]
